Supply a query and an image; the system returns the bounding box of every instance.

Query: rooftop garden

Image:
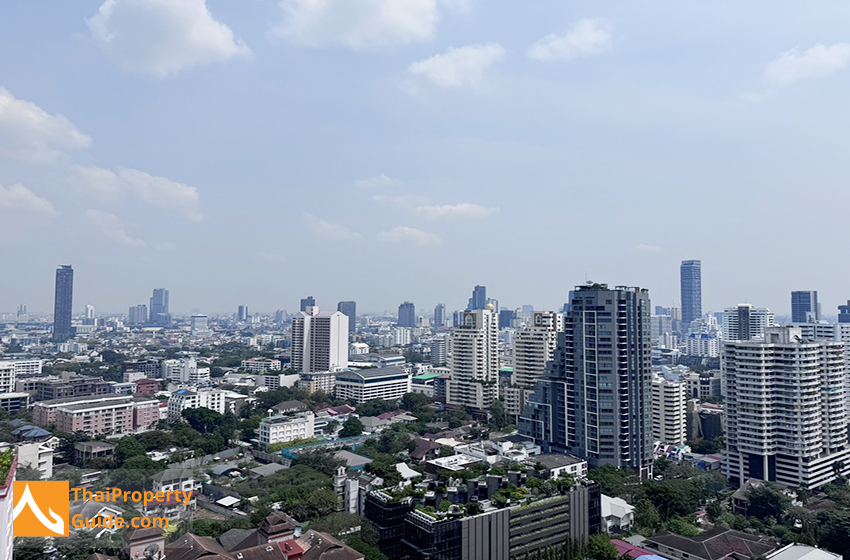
[0,449,14,487]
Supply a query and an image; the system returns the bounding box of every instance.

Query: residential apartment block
[335,367,412,403]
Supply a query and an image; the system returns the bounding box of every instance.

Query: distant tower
[52,265,74,343]
[469,285,487,311]
[398,302,416,328]
[680,260,702,328]
[791,291,819,323]
[337,301,356,333]
[433,304,446,328]
[300,296,316,312]
[85,304,95,320]
[839,301,850,324]
[149,288,171,326]
[128,305,148,325]
[722,304,774,341]
[237,305,249,322]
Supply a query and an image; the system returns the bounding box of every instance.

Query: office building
[237,305,249,322]
[446,307,499,412]
[520,284,653,477]
[469,285,487,310]
[149,288,171,326]
[685,333,720,357]
[398,301,416,328]
[337,301,356,333]
[128,304,148,325]
[259,411,315,449]
[300,296,316,312]
[651,375,687,445]
[722,304,774,341]
[499,308,516,329]
[291,306,349,373]
[52,265,74,342]
[168,388,226,421]
[335,366,412,403]
[430,336,448,366]
[724,327,850,489]
[434,303,446,328]
[504,311,564,417]
[791,291,819,323]
[680,260,702,328]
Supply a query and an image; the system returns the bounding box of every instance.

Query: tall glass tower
[680,260,702,328]
[52,265,74,342]
[149,288,171,326]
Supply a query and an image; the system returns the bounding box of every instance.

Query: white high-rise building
[685,333,720,357]
[504,311,564,416]
[722,304,774,341]
[430,336,448,366]
[446,307,499,411]
[651,374,687,445]
[723,327,850,489]
[291,306,349,373]
[128,304,148,325]
[84,304,95,320]
[161,357,209,384]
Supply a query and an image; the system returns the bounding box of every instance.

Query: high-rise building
[499,308,517,329]
[430,336,448,366]
[52,265,74,343]
[722,304,774,341]
[291,306,349,373]
[190,315,209,335]
[723,327,850,489]
[680,260,702,328]
[839,302,850,324]
[300,296,316,312]
[275,309,288,324]
[149,288,171,326]
[520,284,653,477]
[128,305,148,325]
[446,307,499,411]
[84,304,95,320]
[398,301,416,328]
[433,303,446,328]
[337,301,356,333]
[469,285,487,311]
[791,291,819,323]
[651,375,687,445]
[237,305,249,322]
[504,311,565,417]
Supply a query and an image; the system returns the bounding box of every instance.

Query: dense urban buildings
[722,304,774,341]
[52,265,74,342]
[504,311,564,417]
[291,306,349,373]
[723,326,850,489]
[446,307,499,412]
[520,284,653,478]
[680,260,701,328]
[791,290,819,323]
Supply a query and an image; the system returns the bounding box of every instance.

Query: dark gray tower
[149,288,171,326]
[434,303,446,328]
[398,302,416,328]
[52,265,74,343]
[520,284,653,478]
[300,296,316,312]
[680,260,702,328]
[337,301,356,333]
[791,291,819,323]
[469,285,487,310]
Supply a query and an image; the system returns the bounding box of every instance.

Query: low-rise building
[0,392,30,413]
[335,366,411,403]
[241,357,282,372]
[15,442,54,478]
[34,394,137,436]
[168,388,225,421]
[601,494,635,533]
[258,412,315,449]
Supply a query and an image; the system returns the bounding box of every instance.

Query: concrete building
[601,494,635,533]
[300,295,316,312]
[258,411,315,448]
[299,371,337,394]
[520,284,653,478]
[33,394,138,436]
[724,327,850,489]
[722,304,774,341]
[292,306,349,373]
[446,307,499,412]
[791,291,820,323]
[237,304,249,322]
[685,333,719,357]
[241,357,282,372]
[190,314,209,335]
[505,311,564,417]
[335,366,412,403]
[16,441,54,478]
[149,288,171,327]
[52,265,74,342]
[168,388,225,422]
[0,452,16,560]
[681,369,722,401]
[338,301,357,333]
[434,303,446,328]
[651,374,687,445]
[680,260,702,329]
[0,392,30,414]
[430,336,448,366]
[128,304,148,325]
[161,357,209,384]
[398,302,416,328]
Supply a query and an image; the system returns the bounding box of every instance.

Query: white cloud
[415,202,499,219]
[0,88,92,164]
[355,174,401,189]
[633,243,662,253]
[765,43,850,86]
[378,226,441,246]
[527,19,612,62]
[372,194,431,208]
[274,0,439,50]
[87,0,251,78]
[0,183,58,216]
[408,43,505,88]
[85,209,147,247]
[118,168,202,221]
[257,251,287,263]
[303,213,362,242]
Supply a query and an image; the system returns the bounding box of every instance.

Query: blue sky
[2,0,850,316]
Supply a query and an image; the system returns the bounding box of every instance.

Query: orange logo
[13,481,69,536]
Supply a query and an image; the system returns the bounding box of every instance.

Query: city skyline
[2,2,850,314]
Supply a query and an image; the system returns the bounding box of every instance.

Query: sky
[2,0,850,317]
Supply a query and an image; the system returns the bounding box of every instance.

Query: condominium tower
[398,302,416,328]
[680,260,702,328]
[446,307,499,412]
[722,304,774,341]
[52,265,74,343]
[291,306,349,373]
[337,301,356,333]
[503,311,564,417]
[149,288,171,326]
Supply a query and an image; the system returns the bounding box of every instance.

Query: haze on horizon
[1,1,849,317]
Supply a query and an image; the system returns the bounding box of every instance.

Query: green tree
[634,499,663,532]
[401,392,431,413]
[747,484,790,521]
[666,516,700,537]
[13,537,49,560]
[307,487,341,517]
[15,466,42,481]
[587,465,627,497]
[587,534,618,560]
[182,407,223,433]
[339,416,364,437]
[489,399,508,430]
[705,500,723,523]
[115,436,146,465]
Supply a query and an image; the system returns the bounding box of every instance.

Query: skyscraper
[337,301,356,333]
[520,284,653,477]
[237,305,249,322]
[722,304,774,341]
[433,303,446,328]
[680,260,702,328]
[85,304,95,319]
[791,291,819,323]
[468,285,487,310]
[398,302,416,328]
[446,307,499,411]
[430,336,448,366]
[300,296,316,312]
[52,265,74,343]
[128,305,148,325]
[291,306,349,373]
[499,308,517,329]
[723,327,850,488]
[149,288,171,326]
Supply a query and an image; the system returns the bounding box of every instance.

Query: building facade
[291,307,349,373]
[334,367,412,403]
[651,375,687,445]
[167,388,225,422]
[791,291,819,323]
[52,265,74,342]
[446,307,499,412]
[259,412,315,448]
[504,311,565,417]
[722,304,774,341]
[149,288,171,326]
[680,260,701,329]
[337,301,357,333]
[398,302,416,328]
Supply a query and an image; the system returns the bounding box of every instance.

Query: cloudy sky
[2,0,850,317]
